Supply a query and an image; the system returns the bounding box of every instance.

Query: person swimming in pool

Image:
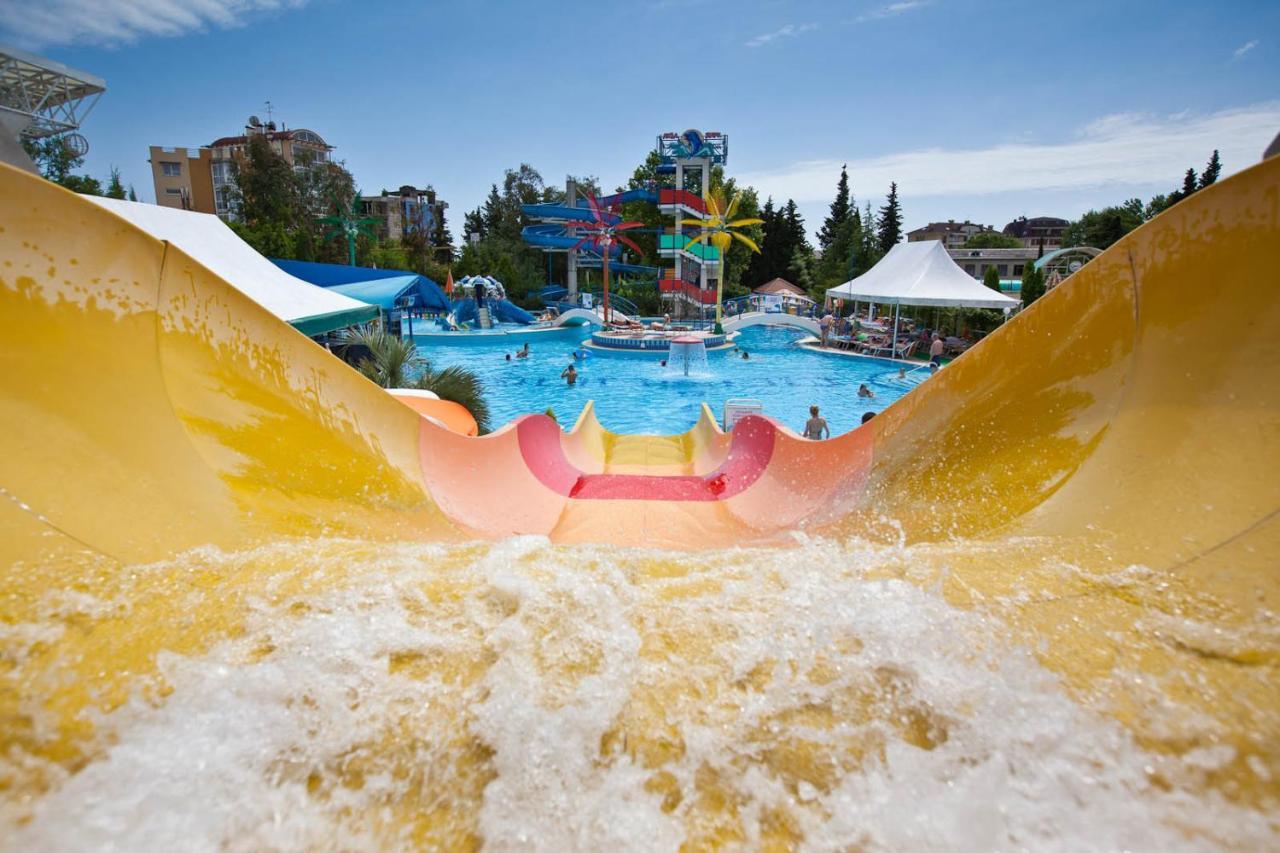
[560,363,577,386]
[858,383,875,398]
[516,343,530,359]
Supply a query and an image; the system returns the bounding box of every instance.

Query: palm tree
[414,365,491,433]
[319,190,380,266]
[681,190,763,333]
[338,326,491,433]
[568,192,645,326]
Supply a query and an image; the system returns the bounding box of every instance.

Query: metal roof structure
[0,44,106,141]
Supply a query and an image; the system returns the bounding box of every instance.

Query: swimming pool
[411,326,929,435]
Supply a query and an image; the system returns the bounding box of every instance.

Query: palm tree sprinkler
[569,192,645,326]
[320,191,380,266]
[681,190,763,333]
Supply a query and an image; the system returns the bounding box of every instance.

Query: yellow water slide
[1,157,1277,846]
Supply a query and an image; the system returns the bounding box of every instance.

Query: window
[160,161,181,177]
[164,188,182,195]
[1013,265,1024,276]
[211,161,231,183]
[998,264,1008,276]
[964,264,976,275]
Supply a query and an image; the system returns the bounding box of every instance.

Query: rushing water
[4,536,1275,850]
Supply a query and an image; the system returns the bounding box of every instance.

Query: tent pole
[892,303,900,359]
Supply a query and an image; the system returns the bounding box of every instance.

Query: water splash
[3,537,1276,849]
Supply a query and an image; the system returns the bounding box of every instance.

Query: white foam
[4,537,1276,850]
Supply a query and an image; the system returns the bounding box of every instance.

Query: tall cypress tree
[817,164,851,252]
[876,182,903,255]
[1198,150,1221,188]
[744,196,778,286]
[1180,168,1198,198]
[844,206,863,281]
[858,201,880,274]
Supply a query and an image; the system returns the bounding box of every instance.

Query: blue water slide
[520,227,662,277]
[451,298,477,326]
[519,188,659,224]
[521,223,622,254]
[490,300,536,325]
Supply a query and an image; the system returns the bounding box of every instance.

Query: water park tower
[656,129,728,317]
[0,45,106,174]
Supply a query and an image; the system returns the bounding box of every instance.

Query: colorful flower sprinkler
[569,192,646,326]
[682,190,763,333]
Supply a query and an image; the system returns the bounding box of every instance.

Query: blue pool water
[412,326,929,435]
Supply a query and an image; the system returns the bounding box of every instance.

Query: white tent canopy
[826,240,1019,310]
[85,197,378,335]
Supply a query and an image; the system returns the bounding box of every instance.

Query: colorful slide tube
[1,156,1279,813]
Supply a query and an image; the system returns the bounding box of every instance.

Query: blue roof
[271,258,451,312]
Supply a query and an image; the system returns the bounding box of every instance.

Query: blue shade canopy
[272,258,451,312]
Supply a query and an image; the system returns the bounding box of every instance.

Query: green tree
[1020,263,1046,306]
[1198,149,1221,189]
[963,231,1022,249]
[1061,199,1144,249]
[1179,167,1198,198]
[788,244,815,292]
[432,204,453,263]
[817,164,851,252]
[104,167,126,199]
[22,135,82,185]
[983,265,1002,292]
[127,185,138,202]
[876,182,903,254]
[856,201,882,276]
[340,326,491,432]
[1143,194,1169,220]
[462,208,486,243]
[236,133,300,230]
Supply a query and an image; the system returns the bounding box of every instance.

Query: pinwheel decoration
[569,192,645,326]
[681,190,763,333]
[320,191,380,266]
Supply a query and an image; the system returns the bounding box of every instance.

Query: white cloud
[736,102,1280,205]
[0,0,312,49]
[856,1,930,23]
[745,22,819,49]
[1233,39,1258,60]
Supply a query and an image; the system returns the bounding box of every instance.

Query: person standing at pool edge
[930,334,944,366]
[803,406,829,440]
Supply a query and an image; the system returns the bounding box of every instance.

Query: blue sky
[3,0,1277,243]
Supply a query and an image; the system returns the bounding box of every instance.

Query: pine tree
[480,184,502,234]
[1021,264,1046,306]
[983,265,1002,292]
[876,182,903,255]
[127,185,137,201]
[788,244,814,291]
[1180,168,1198,198]
[856,201,881,274]
[432,205,453,262]
[844,206,863,281]
[817,164,851,252]
[105,166,126,199]
[463,207,486,242]
[1198,150,1221,189]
